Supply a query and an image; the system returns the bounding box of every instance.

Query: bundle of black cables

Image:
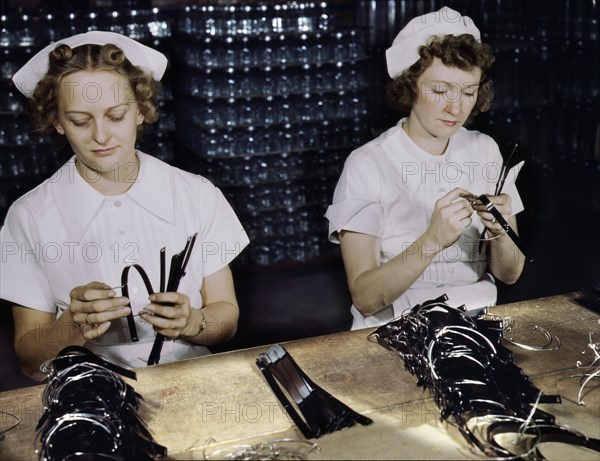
[257,344,372,438]
[36,346,166,461]
[370,294,600,459]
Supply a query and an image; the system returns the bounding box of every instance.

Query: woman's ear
[53,121,65,135]
[136,109,144,126]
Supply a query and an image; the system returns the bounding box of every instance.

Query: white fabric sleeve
[0,203,55,312]
[199,184,249,276]
[325,151,384,243]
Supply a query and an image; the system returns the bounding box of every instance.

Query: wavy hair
[387,34,495,124]
[29,43,161,133]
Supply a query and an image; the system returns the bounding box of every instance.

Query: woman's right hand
[424,187,474,250]
[69,281,131,340]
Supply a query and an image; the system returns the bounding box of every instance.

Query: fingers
[440,195,474,227]
[436,187,476,208]
[81,321,112,340]
[70,281,131,339]
[471,194,512,234]
[79,305,131,326]
[471,193,512,213]
[70,281,118,302]
[140,310,186,339]
[140,292,190,338]
[149,292,187,305]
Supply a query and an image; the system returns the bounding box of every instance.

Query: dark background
[1,0,599,391]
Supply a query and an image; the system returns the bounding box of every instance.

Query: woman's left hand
[140,292,197,339]
[472,193,512,235]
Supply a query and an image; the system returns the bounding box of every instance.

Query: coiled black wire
[369,294,600,459]
[36,346,166,461]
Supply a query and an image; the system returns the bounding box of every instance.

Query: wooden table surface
[1,292,599,460]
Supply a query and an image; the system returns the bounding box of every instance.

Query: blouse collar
[51,151,175,242]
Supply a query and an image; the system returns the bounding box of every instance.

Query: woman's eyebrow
[64,103,130,115]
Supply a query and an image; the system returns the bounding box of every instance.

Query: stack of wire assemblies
[369,294,600,459]
[256,344,372,438]
[35,346,166,461]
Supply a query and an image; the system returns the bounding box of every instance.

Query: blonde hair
[29,43,161,133]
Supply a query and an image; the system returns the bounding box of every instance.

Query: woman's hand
[424,188,474,249]
[472,193,513,235]
[140,292,197,339]
[69,281,131,340]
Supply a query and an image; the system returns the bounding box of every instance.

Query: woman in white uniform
[0,32,249,378]
[326,7,525,329]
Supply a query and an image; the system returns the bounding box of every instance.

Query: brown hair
[387,34,495,124]
[29,43,161,133]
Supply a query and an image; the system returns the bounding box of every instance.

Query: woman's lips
[441,120,458,127]
[92,147,117,156]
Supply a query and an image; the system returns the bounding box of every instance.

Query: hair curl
[29,43,161,133]
[387,34,495,124]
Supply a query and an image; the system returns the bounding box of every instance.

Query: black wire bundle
[119,233,198,365]
[256,344,373,438]
[147,233,197,365]
[36,346,167,461]
[370,294,600,459]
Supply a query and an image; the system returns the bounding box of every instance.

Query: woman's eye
[108,115,125,122]
[72,119,90,127]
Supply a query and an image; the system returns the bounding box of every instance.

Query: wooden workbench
[1,292,599,460]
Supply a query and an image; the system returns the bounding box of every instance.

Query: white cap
[12,31,168,98]
[386,7,481,78]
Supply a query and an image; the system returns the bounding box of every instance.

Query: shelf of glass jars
[174,88,367,131]
[174,59,369,100]
[176,2,332,38]
[177,115,369,160]
[487,49,558,107]
[234,230,337,267]
[0,79,27,113]
[0,46,40,85]
[179,142,352,187]
[454,105,551,153]
[479,0,598,44]
[0,142,70,179]
[171,28,367,70]
[0,9,174,47]
[0,110,53,151]
[240,203,328,240]
[219,176,336,216]
[554,43,600,103]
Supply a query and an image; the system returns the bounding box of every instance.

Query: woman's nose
[92,120,110,144]
[445,97,461,115]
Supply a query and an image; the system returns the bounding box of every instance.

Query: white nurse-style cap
[386,6,481,79]
[12,31,168,98]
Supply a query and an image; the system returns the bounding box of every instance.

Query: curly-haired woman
[326,7,525,329]
[1,32,249,377]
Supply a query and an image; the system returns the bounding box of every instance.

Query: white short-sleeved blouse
[326,119,524,329]
[0,152,249,367]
